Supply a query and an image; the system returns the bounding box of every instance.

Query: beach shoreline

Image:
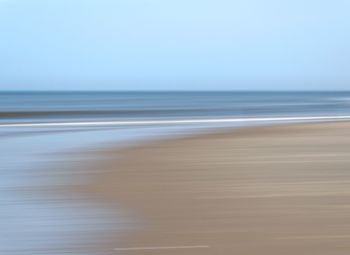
[83,121,350,254]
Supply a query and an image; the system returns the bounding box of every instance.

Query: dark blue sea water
[1,91,349,124]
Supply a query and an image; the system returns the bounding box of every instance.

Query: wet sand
[87,122,350,254]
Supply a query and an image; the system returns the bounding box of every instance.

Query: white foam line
[1,115,350,128]
[113,245,210,251]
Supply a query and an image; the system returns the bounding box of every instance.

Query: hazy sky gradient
[0,0,349,90]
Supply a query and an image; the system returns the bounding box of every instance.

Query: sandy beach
[85,121,350,254]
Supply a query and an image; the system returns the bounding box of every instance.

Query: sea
[1,91,350,124]
[1,91,350,254]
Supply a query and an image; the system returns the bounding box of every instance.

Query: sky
[0,0,350,91]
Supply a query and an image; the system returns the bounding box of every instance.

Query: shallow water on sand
[0,127,132,254]
[0,123,253,254]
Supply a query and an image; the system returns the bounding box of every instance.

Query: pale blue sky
[0,0,349,91]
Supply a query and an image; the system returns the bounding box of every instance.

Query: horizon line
[1,90,350,93]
